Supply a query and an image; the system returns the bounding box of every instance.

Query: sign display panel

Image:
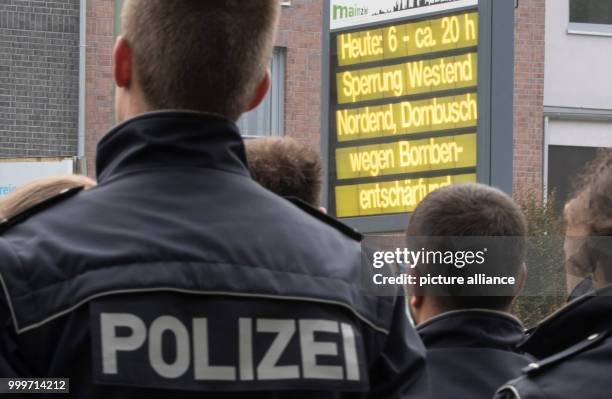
[0,158,74,197]
[330,0,479,31]
[328,4,480,223]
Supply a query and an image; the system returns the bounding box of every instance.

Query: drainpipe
[543,115,550,202]
[77,0,87,174]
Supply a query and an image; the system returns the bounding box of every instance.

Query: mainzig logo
[332,4,369,21]
[332,0,463,21]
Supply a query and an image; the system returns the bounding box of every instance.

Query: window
[569,0,612,36]
[115,0,124,38]
[237,48,286,137]
[545,116,612,211]
[548,146,599,212]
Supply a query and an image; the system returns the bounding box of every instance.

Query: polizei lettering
[99,313,362,383]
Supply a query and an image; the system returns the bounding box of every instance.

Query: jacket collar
[96,111,250,182]
[417,309,525,351]
[521,284,612,357]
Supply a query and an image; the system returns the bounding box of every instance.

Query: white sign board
[0,159,74,197]
[330,0,478,30]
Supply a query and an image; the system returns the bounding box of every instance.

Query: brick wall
[276,0,323,147]
[513,0,546,198]
[84,0,114,177]
[0,0,80,157]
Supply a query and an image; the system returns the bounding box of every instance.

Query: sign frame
[321,0,514,233]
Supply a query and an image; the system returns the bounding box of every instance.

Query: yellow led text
[335,174,477,217]
[337,12,479,66]
[337,52,477,104]
[335,134,476,179]
[336,93,477,142]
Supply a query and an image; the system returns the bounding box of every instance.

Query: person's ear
[245,70,271,112]
[114,36,133,89]
[410,295,423,309]
[410,295,424,325]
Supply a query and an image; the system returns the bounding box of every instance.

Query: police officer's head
[406,183,527,325]
[113,0,280,122]
[246,137,323,207]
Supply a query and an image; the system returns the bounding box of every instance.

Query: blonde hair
[564,192,589,230]
[0,175,96,220]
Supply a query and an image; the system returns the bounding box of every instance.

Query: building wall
[276,0,323,146]
[545,0,612,109]
[84,0,114,176]
[513,0,546,197]
[543,0,612,206]
[0,0,80,157]
[549,120,612,147]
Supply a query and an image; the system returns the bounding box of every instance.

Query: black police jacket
[495,285,612,399]
[417,309,531,399]
[0,112,429,398]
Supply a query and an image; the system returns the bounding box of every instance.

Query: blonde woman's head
[0,175,96,220]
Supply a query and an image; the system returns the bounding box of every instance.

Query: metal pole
[78,0,87,162]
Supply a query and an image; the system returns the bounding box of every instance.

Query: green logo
[332,4,369,21]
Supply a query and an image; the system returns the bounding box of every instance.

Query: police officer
[495,286,612,399]
[405,184,532,398]
[495,152,612,399]
[0,1,429,397]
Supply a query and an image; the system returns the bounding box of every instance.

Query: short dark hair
[246,137,323,206]
[406,183,527,311]
[122,0,280,120]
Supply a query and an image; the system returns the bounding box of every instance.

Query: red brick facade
[85,0,114,177]
[84,0,546,198]
[513,0,546,198]
[276,0,324,146]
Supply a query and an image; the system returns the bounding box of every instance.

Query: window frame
[568,0,612,37]
[238,47,286,138]
[543,107,612,200]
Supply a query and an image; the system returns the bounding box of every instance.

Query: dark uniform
[0,112,429,398]
[416,309,531,398]
[495,285,612,399]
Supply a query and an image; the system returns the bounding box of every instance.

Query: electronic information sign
[323,0,515,232]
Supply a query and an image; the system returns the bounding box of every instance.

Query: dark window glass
[548,145,600,212]
[115,0,125,38]
[237,48,285,137]
[570,0,612,25]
